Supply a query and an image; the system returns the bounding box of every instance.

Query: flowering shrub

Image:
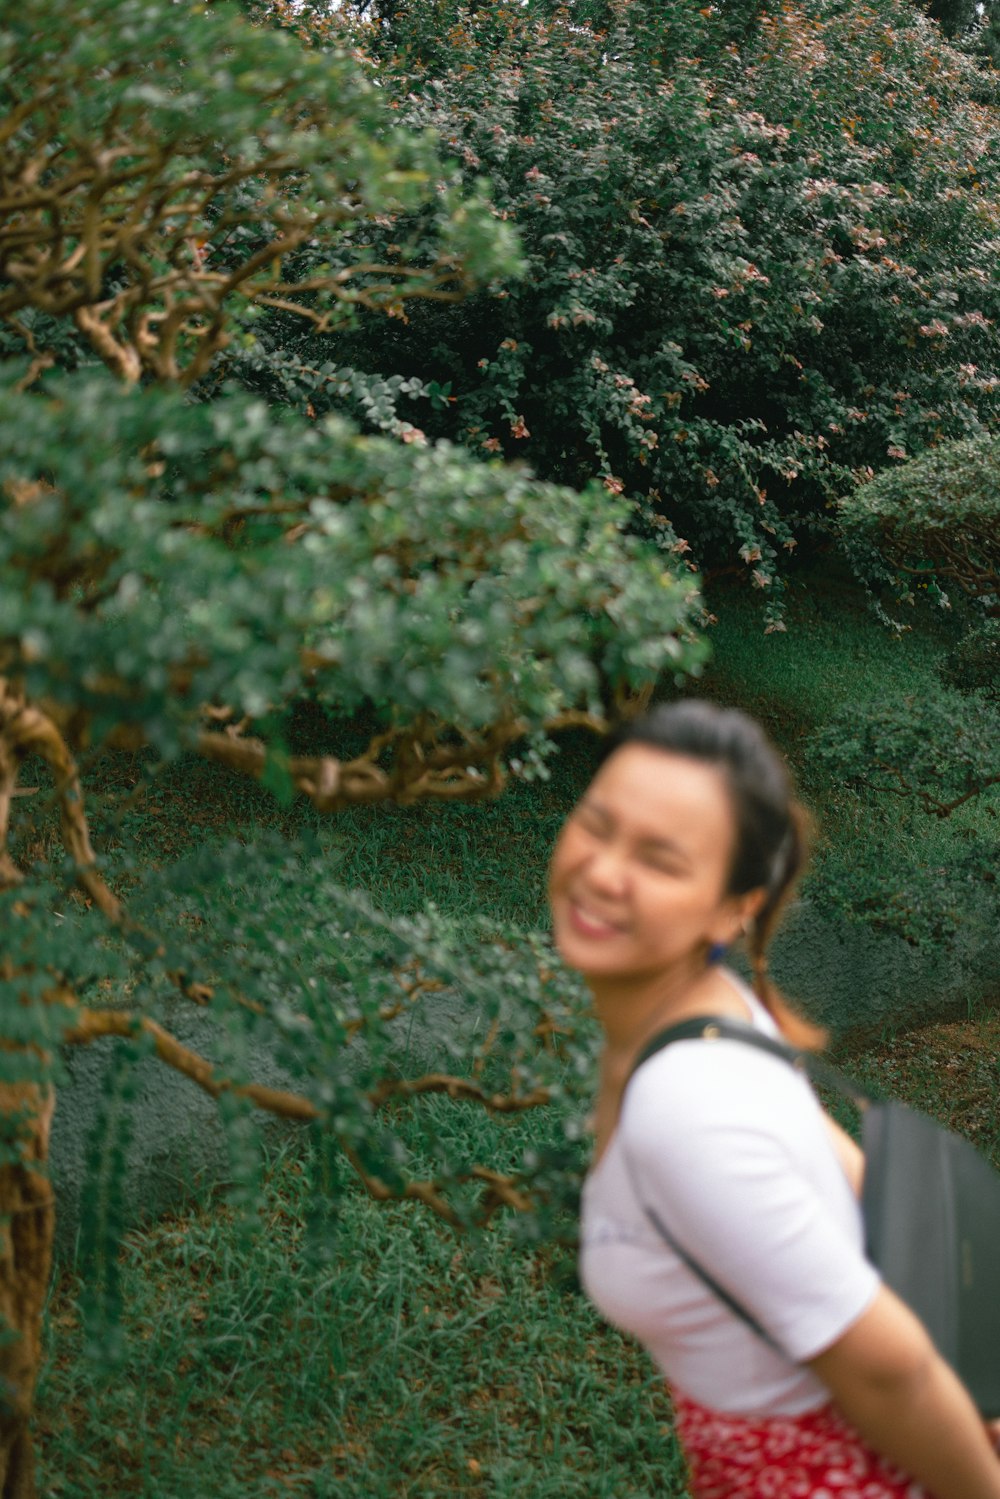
[313,0,1000,621]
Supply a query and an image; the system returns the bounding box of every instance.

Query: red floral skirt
[672,1389,926,1498]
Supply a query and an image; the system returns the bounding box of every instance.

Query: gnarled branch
[367,1073,550,1112]
[62,1006,547,1228]
[0,682,122,921]
[63,1008,322,1121]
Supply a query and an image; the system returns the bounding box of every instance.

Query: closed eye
[574,801,612,836]
[635,836,692,874]
[639,851,689,876]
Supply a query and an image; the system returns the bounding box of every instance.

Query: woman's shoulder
[622,1022,819,1153]
[627,1023,804,1095]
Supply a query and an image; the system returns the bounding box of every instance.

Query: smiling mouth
[567,899,626,938]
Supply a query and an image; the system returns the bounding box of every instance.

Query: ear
[712,886,767,947]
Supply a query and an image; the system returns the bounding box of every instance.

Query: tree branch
[63,1007,322,1121]
[0,683,122,919]
[867,756,1000,818]
[61,1007,542,1226]
[338,1142,460,1225]
[366,1073,550,1112]
[0,736,24,890]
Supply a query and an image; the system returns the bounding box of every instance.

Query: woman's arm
[821,1111,865,1196]
[808,1285,1000,1499]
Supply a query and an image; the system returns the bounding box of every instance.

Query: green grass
[32,570,1000,1497]
[700,568,958,749]
[39,1116,687,1499]
[697,573,1000,968]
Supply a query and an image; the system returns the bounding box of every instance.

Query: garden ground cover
[35,1009,1000,1499]
[34,577,1000,1496]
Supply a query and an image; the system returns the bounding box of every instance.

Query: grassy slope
[36,576,1000,1498]
[699,573,1000,1014]
[701,571,983,868]
[40,1130,684,1499]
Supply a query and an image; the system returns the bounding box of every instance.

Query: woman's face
[548,744,750,983]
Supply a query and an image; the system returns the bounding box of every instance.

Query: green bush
[839,432,1000,615]
[263,0,1000,621]
[0,369,703,764]
[940,620,1000,695]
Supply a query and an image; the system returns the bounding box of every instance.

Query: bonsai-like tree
[0,2,706,1492]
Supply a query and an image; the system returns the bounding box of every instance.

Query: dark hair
[599,700,823,1048]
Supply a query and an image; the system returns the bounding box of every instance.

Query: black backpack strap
[620,1014,873,1355]
[618,1147,785,1351]
[631,1015,873,1110]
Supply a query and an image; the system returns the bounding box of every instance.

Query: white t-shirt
[579,976,880,1416]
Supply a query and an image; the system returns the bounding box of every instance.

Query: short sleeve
[621,1041,881,1362]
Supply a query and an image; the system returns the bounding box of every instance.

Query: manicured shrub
[839,432,1000,614]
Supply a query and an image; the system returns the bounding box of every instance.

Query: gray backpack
[629,1016,1000,1418]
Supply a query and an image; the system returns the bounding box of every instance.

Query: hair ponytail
[746,802,824,1050]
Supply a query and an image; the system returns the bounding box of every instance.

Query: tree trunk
[0,1083,54,1499]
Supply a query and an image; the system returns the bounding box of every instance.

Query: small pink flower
[953,310,992,329]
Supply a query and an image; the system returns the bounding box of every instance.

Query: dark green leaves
[0,367,705,754]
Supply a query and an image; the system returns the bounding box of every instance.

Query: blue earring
[707,941,728,965]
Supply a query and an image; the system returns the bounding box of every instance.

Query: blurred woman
[550,700,1000,1499]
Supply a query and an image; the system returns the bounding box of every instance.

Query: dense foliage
[256,0,1000,623]
[0,0,519,384]
[0,368,701,776]
[0,3,708,1490]
[838,433,1000,615]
